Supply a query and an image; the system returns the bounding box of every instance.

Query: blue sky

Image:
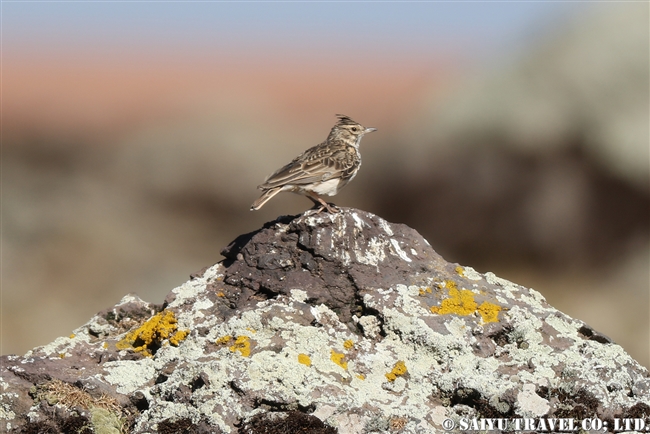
[3,2,585,64]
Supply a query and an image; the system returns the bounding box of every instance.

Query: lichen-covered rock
[1,209,649,433]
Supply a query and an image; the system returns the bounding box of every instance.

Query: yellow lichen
[455,266,465,277]
[103,342,108,349]
[356,374,366,380]
[217,291,225,297]
[385,361,408,382]
[431,285,501,324]
[418,287,433,296]
[343,339,354,350]
[115,310,188,357]
[330,350,348,370]
[169,329,189,346]
[69,334,76,339]
[298,353,311,366]
[478,301,501,323]
[229,336,251,357]
[430,287,477,316]
[216,335,232,345]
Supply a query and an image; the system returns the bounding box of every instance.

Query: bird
[251,114,376,214]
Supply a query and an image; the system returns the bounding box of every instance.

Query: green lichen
[91,407,124,434]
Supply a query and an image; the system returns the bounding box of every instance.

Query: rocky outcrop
[2,209,648,433]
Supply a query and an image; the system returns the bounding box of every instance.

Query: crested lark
[251,114,376,213]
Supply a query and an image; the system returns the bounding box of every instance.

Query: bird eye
[350,127,358,132]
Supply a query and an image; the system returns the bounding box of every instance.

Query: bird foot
[306,202,340,214]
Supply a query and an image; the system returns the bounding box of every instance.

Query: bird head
[329,114,377,147]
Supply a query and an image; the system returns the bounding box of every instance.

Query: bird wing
[258,141,358,189]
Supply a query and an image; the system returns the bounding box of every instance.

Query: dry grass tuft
[38,379,122,414]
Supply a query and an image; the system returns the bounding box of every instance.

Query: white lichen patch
[329,214,348,241]
[133,401,205,433]
[331,244,352,266]
[114,293,146,307]
[576,341,639,373]
[196,399,232,433]
[158,335,206,363]
[357,315,382,339]
[103,359,156,394]
[355,237,387,266]
[194,297,215,312]
[247,350,315,390]
[389,239,412,263]
[484,272,517,288]
[168,281,204,308]
[290,289,309,303]
[544,314,581,337]
[519,291,547,309]
[25,336,78,358]
[516,383,550,416]
[377,217,394,236]
[393,285,431,316]
[85,317,116,338]
[461,266,483,281]
[175,298,214,327]
[0,394,17,422]
[504,306,545,347]
[444,316,471,339]
[351,212,370,230]
[310,305,347,331]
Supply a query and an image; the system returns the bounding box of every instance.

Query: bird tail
[250,187,282,211]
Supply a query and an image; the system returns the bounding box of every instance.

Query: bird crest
[334,114,360,127]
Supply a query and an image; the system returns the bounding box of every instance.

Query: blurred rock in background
[3,3,648,367]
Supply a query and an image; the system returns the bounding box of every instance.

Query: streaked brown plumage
[251,114,376,213]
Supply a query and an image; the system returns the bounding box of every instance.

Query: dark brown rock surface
[1,209,648,433]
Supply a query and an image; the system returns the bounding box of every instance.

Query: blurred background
[2,2,648,368]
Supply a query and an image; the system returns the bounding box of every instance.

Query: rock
[1,208,648,433]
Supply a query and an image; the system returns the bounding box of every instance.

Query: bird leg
[306,192,340,214]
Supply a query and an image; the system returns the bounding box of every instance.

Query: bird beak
[364,127,377,134]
